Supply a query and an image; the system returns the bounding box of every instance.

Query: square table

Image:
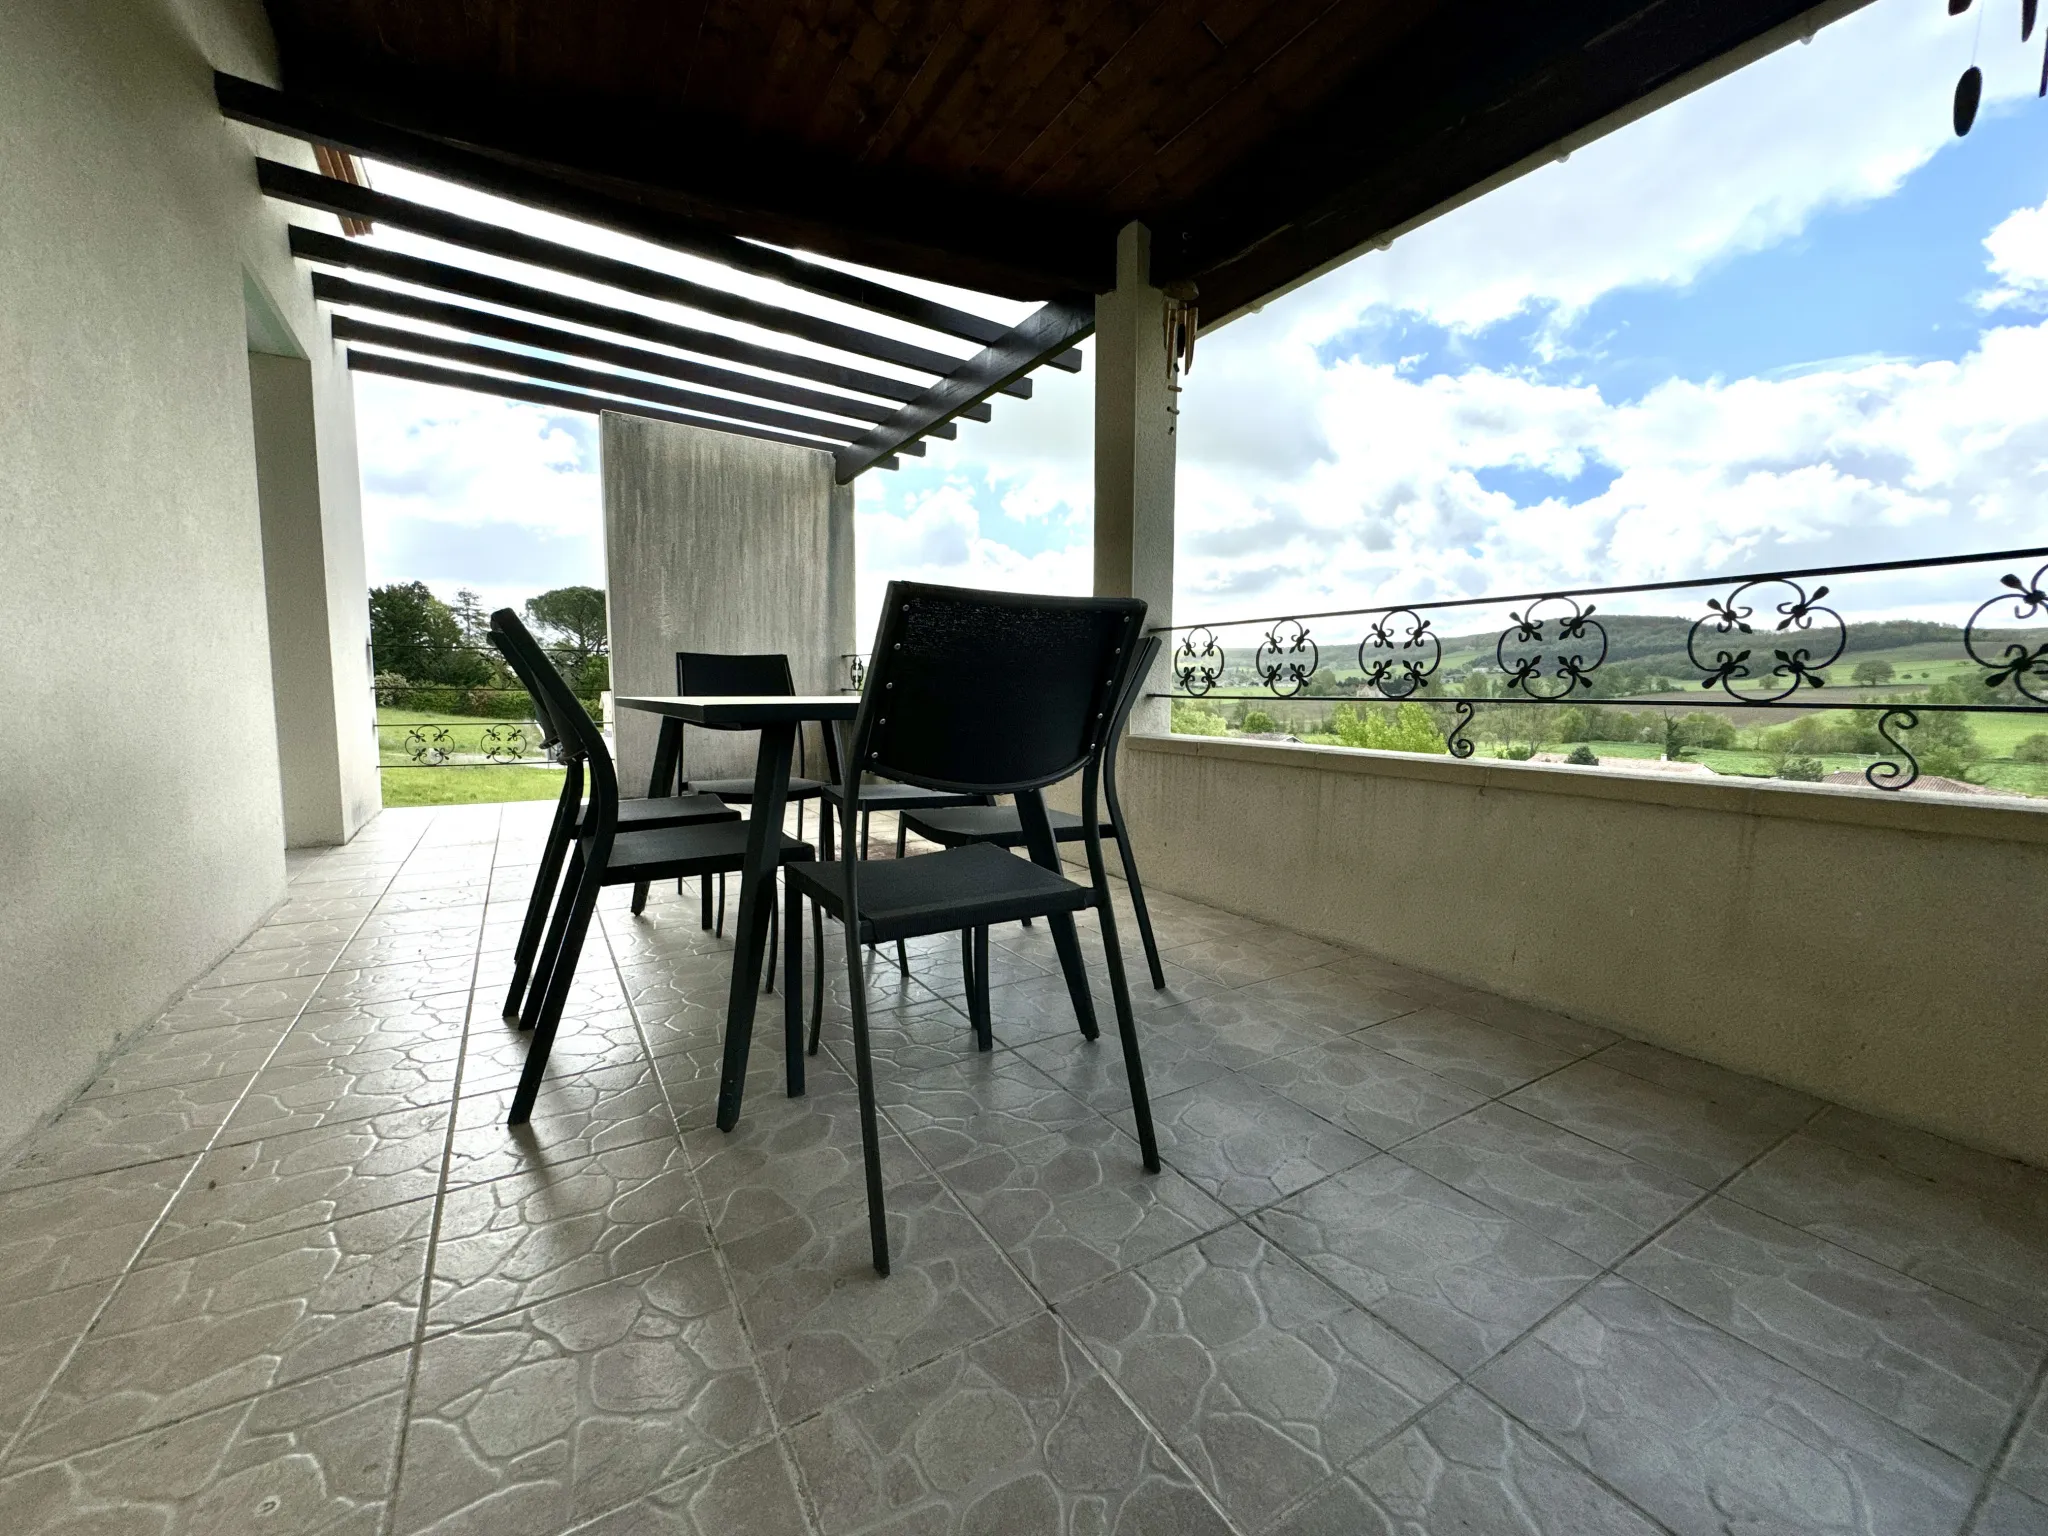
[614,695,859,1132]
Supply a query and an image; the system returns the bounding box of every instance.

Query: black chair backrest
[1103,633,1160,770]
[492,609,619,831]
[674,652,796,731]
[847,582,1146,794]
[492,616,563,752]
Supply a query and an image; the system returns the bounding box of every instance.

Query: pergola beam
[332,317,959,442]
[260,160,1045,396]
[218,70,1078,371]
[313,274,902,423]
[346,349,912,463]
[291,228,1010,411]
[834,301,1092,482]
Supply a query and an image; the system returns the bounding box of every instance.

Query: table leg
[715,721,795,1131]
[632,719,685,912]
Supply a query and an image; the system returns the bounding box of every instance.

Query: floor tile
[148,1106,449,1263]
[566,1439,809,1536]
[1399,1102,1703,1264]
[1973,1481,2048,1536]
[192,943,347,991]
[1595,1039,1819,1128]
[221,1042,458,1144]
[1506,1058,1805,1188]
[940,1117,1232,1300]
[1267,1387,1663,1536]
[14,1201,433,1467]
[1806,1106,2048,1208]
[0,1352,406,1535]
[2008,1378,2048,1503]
[1728,1136,2048,1329]
[1360,1009,1579,1097]
[1168,933,1346,988]
[307,957,480,1010]
[786,1312,1232,1536]
[1239,1033,1490,1150]
[446,1068,677,1188]
[1114,1072,1376,1214]
[81,1019,288,1101]
[150,977,323,1034]
[271,994,471,1065]
[463,1006,651,1088]
[393,1253,767,1536]
[0,1279,116,1450]
[1622,1195,2045,1466]
[722,1176,1039,1422]
[1448,993,1620,1056]
[875,1050,1100,1171]
[238,917,361,950]
[1229,965,1423,1034]
[1477,1277,1977,1536]
[1255,1156,1598,1373]
[1061,1223,1454,1529]
[0,1160,191,1301]
[429,1142,710,1331]
[0,1076,253,1191]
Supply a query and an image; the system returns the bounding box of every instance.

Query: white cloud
[1979,192,2048,310]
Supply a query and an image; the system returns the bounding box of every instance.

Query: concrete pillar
[601,414,856,788]
[249,347,379,846]
[1093,222,1178,734]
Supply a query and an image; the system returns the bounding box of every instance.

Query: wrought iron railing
[1154,547,2048,792]
[370,642,590,771]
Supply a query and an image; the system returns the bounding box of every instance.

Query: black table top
[614,694,860,726]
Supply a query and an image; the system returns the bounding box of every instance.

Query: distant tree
[1566,743,1600,766]
[1776,755,1825,781]
[1171,700,1230,737]
[1241,709,1277,734]
[452,588,488,647]
[2015,733,2048,764]
[369,582,462,680]
[1851,659,1896,687]
[524,586,608,665]
[1659,711,1692,761]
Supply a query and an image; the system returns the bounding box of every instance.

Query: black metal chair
[653,651,825,934]
[491,614,738,1025]
[783,582,1159,1273]
[899,634,1168,997]
[489,611,813,1126]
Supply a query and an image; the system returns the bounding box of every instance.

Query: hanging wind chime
[1950,0,2046,135]
[1163,282,1199,434]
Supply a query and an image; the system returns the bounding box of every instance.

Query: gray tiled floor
[1,801,2045,1535]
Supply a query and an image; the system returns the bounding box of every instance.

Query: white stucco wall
[1103,735,2048,1167]
[0,0,366,1158]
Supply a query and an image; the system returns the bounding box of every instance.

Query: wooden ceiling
[263,0,1847,322]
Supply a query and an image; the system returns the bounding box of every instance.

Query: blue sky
[351,0,2048,639]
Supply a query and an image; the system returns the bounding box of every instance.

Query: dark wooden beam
[311,274,959,424]
[835,300,1093,482]
[289,227,979,409]
[261,159,1043,392]
[346,349,908,465]
[332,317,959,441]
[220,73,1083,374]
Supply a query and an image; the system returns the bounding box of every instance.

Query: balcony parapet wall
[1109,733,2048,1167]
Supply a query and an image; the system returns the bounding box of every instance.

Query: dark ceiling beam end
[835,300,1094,483]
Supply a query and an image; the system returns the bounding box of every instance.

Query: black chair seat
[683,776,825,802]
[789,843,1090,943]
[608,821,812,883]
[590,793,738,832]
[900,804,1097,847]
[819,779,981,811]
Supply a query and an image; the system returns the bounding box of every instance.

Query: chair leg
[970,926,993,1051]
[520,845,585,1031]
[860,809,871,858]
[1045,912,1100,1041]
[763,874,779,995]
[1096,898,1160,1173]
[715,872,726,937]
[509,859,601,1125]
[895,939,909,978]
[895,817,907,858]
[807,897,827,1056]
[841,908,891,1275]
[503,800,574,1020]
[1113,824,1168,990]
[784,876,804,1097]
[699,873,712,930]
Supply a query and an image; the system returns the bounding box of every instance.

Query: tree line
[369,582,608,718]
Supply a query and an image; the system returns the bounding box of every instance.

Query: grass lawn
[381,765,565,807]
[376,707,543,767]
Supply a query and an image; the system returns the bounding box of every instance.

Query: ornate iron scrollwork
[1687,579,1845,702]
[1174,627,1225,697]
[1964,564,2048,703]
[481,724,529,763]
[1445,700,1477,759]
[1866,708,1919,790]
[1357,609,1441,699]
[1255,619,1319,698]
[1497,598,1607,700]
[404,726,453,765]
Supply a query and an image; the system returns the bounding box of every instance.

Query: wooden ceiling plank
[977,0,1167,177]
[346,347,909,463]
[312,274,922,422]
[218,73,1022,347]
[834,298,1093,480]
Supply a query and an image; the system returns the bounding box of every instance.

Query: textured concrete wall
[1110,735,2048,1167]
[0,0,365,1158]
[601,415,856,788]
[249,352,378,846]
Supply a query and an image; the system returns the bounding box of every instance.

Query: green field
[377,708,563,806]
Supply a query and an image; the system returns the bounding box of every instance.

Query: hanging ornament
[2026,0,2037,40]
[1955,64,1984,132]
[1161,282,1199,436]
